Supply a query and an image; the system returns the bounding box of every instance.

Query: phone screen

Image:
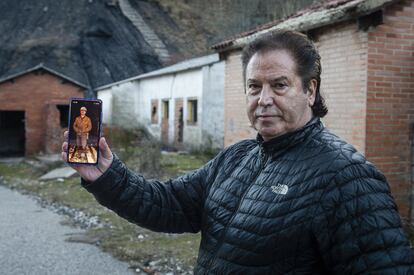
[67,98,102,165]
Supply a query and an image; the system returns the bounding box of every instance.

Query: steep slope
[141,0,318,58]
[0,0,161,89]
[0,0,321,89]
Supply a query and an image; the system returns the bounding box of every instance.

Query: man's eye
[273,83,287,89]
[247,84,261,95]
[248,84,261,90]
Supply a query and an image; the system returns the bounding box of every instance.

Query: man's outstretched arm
[81,154,216,233]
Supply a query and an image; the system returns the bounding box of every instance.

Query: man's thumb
[99,137,113,160]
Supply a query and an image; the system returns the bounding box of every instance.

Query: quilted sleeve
[312,161,414,274]
[81,153,221,233]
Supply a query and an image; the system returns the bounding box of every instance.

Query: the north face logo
[270,184,289,195]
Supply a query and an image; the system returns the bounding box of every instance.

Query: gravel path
[0,185,135,275]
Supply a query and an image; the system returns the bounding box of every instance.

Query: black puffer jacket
[82,118,414,274]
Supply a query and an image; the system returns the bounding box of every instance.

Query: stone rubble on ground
[39,166,77,181]
[35,154,62,164]
[1,158,196,275]
[142,257,192,275]
[0,157,24,164]
[34,196,103,229]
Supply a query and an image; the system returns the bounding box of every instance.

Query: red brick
[222,0,414,219]
[0,71,84,155]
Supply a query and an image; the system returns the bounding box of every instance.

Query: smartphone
[67,98,102,165]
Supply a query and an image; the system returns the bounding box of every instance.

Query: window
[151,106,157,123]
[151,100,158,124]
[187,99,197,124]
[162,100,169,119]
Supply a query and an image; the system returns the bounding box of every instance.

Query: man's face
[246,49,316,141]
[80,109,86,117]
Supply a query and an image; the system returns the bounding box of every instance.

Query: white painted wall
[202,62,225,149]
[99,89,113,124]
[135,74,173,141]
[136,69,203,149]
[97,61,224,150]
[99,82,141,129]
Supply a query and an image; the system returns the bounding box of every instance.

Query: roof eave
[95,53,221,91]
[213,0,397,52]
[0,63,88,89]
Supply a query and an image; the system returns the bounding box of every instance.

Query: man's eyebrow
[247,76,290,83]
[270,76,289,82]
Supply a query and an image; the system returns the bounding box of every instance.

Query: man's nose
[257,86,274,106]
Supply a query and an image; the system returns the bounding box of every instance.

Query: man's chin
[258,127,285,141]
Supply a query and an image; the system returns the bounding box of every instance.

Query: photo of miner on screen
[68,101,101,164]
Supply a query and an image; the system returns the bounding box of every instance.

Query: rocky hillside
[143,0,318,60]
[0,0,320,89]
[0,0,162,89]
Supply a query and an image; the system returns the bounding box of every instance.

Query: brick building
[213,0,414,219]
[0,1,167,156]
[0,65,85,156]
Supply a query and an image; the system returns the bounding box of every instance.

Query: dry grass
[0,142,212,273]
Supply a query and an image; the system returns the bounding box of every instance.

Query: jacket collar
[256,117,323,156]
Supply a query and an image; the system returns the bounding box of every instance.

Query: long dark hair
[241,30,328,118]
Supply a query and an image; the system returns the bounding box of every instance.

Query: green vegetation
[0,161,40,179]
[0,128,214,273]
[2,123,414,272]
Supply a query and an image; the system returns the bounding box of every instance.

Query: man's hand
[61,131,114,182]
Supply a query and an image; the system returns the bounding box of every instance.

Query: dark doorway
[57,105,69,128]
[161,100,169,145]
[178,107,184,143]
[0,111,25,157]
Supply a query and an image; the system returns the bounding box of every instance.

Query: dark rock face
[0,0,162,89]
[0,0,318,89]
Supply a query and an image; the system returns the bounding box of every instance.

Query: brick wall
[223,23,368,151]
[316,21,368,153]
[366,0,414,218]
[221,2,414,218]
[223,52,256,147]
[0,71,84,155]
[45,103,62,154]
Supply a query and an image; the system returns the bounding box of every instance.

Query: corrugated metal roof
[95,53,220,91]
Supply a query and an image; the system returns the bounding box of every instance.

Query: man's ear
[307,79,317,107]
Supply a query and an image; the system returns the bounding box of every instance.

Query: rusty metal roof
[212,0,398,52]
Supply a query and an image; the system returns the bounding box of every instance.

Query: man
[62,30,414,274]
[73,106,92,150]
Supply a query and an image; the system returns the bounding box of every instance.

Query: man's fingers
[99,137,113,160]
[62,141,68,152]
[62,131,69,163]
[61,151,67,162]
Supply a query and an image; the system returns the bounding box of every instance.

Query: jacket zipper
[203,145,269,273]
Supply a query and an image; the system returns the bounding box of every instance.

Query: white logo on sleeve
[270,184,289,195]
